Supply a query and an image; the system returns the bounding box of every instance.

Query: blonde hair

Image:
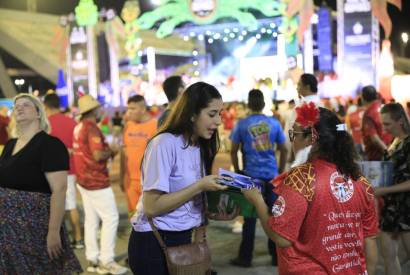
[12,93,50,137]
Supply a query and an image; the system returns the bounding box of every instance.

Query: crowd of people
[0,73,410,275]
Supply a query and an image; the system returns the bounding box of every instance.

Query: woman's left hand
[47,230,62,260]
[241,188,264,205]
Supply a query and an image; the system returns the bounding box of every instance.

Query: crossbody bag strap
[195,153,208,243]
[148,217,168,251]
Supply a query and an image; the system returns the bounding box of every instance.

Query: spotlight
[213,33,221,39]
[310,14,319,24]
[151,0,162,5]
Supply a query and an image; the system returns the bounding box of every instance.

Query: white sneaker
[97,261,128,275]
[86,260,99,273]
[231,220,243,234]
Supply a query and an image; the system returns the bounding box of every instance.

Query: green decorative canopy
[136,0,301,56]
[137,0,289,38]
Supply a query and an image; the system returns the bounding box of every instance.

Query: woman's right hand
[198,175,228,192]
[47,230,62,260]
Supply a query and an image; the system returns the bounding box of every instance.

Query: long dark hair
[311,108,361,180]
[155,82,222,175]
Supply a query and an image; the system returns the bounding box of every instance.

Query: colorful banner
[56,69,69,108]
[337,0,379,96]
[317,7,333,72]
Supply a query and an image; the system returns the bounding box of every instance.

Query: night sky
[0,0,408,61]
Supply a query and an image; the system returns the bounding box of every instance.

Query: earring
[311,128,318,143]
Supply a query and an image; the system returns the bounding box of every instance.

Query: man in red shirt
[221,104,235,130]
[361,86,392,160]
[346,98,365,156]
[73,95,127,274]
[44,93,83,249]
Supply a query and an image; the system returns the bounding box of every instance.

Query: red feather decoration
[295,102,320,128]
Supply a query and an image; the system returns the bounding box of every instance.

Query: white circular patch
[330,172,354,203]
[271,196,286,217]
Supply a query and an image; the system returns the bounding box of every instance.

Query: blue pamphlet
[217,168,263,190]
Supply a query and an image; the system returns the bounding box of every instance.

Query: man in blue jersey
[230,89,287,267]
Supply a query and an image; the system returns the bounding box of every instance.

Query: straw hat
[78,95,101,115]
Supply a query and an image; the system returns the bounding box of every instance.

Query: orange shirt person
[121,95,157,214]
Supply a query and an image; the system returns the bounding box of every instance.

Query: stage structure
[63,0,200,107]
[134,0,319,104]
[137,0,302,57]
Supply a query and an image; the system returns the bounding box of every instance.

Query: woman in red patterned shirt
[243,103,379,275]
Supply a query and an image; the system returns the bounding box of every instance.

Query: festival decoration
[295,102,320,129]
[51,26,69,66]
[279,15,299,46]
[137,0,287,39]
[121,0,142,64]
[286,0,314,45]
[371,0,402,38]
[182,23,281,45]
[75,0,99,27]
[378,39,394,100]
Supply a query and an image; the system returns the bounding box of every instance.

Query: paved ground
[72,183,279,275]
[70,154,410,275]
